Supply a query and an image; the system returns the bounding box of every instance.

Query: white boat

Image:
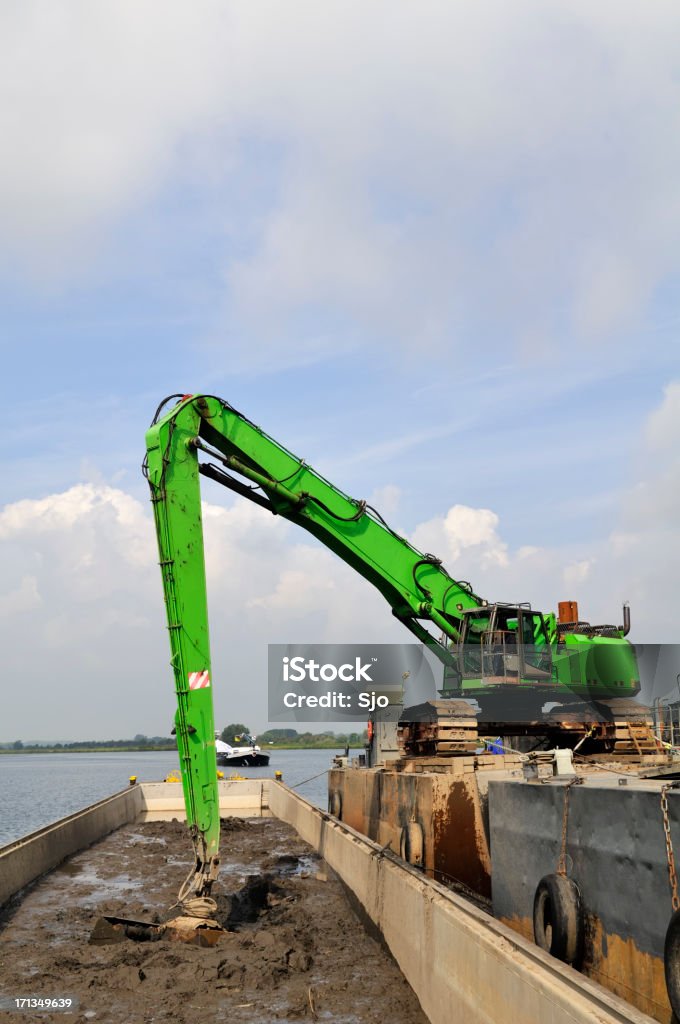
[215,738,270,767]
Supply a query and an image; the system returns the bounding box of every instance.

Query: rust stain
[337,768,493,898]
[432,777,491,897]
[500,913,671,1024]
[585,914,671,1024]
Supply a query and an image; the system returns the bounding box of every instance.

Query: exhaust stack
[620,601,631,636]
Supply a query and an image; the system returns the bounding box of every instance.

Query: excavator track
[398,697,663,758]
[581,699,662,756]
[398,701,479,756]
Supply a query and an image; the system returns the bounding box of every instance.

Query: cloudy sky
[2,2,679,740]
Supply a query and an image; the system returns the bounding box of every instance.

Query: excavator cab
[456,604,553,686]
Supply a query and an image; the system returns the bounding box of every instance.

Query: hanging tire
[664,909,680,1019]
[328,790,342,819]
[533,873,584,965]
[399,821,424,868]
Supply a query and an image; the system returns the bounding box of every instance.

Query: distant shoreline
[0,746,176,754]
[0,744,363,755]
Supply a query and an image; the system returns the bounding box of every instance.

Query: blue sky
[1,2,680,739]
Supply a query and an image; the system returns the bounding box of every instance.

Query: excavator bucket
[90,913,224,947]
[90,895,225,947]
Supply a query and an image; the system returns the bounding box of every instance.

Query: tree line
[220,725,368,747]
[2,735,175,752]
[2,727,369,753]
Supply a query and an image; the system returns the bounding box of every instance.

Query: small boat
[215,739,270,768]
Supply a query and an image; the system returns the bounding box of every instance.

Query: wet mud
[0,818,427,1024]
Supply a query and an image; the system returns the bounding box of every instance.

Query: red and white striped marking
[188,670,211,690]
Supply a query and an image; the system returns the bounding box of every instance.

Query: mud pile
[0,817,427,1024]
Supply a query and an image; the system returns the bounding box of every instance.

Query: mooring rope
[289,768,330,789]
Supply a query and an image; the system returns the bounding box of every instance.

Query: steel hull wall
[489,778,678,1022]
[272,780,654,1024]
[328,763,493,895]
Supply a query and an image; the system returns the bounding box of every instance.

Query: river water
[0,748,345,846]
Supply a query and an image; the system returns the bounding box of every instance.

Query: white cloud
[625,379,680,531]
[0,1,232,274]
[563,560,592,588]
[0,575,41,617]
[0,481,405,739]
[645,380,680,450]
[1,2,680,355]
[412,504,508,569]
[221,3,680,358]
[247,557,337,615]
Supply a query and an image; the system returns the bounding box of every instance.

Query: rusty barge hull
[329,760,680,1023]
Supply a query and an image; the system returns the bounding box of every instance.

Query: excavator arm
[144,392,487,895]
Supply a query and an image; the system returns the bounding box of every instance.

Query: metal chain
[661,783,680,912]
[557,777,582,876]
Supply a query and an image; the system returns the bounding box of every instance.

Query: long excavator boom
[94,390,644,945]
[143,392,490,895]
[143,392,645,909]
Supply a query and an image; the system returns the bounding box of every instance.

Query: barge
[0,778,659,1024]
[329,728,680,1023]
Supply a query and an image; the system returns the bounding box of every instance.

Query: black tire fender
[533,873,584,965]
[664,908,680,1019]
[328,790,342,819]
[399,821,424,868]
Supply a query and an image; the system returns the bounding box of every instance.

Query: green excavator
[136,393,651,923]
[91,393,649,945]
